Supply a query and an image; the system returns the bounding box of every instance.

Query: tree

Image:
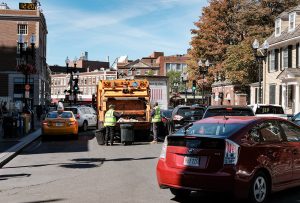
[167,70,181,92]
[189,0,300,87]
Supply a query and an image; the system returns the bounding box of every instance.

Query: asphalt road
[1,130,300,203]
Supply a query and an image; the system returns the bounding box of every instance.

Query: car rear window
[176,107,205,118]
[162,110,172,118]
[255,106,284,114]
[203,108,254,118]
[174,122,246,138]
[64,107,78,114]
[46,112,73,118]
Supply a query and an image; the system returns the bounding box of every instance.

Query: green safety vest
[104,109,116,126]
[151,106,161,123]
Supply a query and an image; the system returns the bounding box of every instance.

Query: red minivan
[156,116,300,203]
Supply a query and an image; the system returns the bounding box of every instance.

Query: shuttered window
[275,49,279,71]
[269,85,276,104]
[283,48,289,68]
[288,45,293,68]
[280,48,283,70]
[288,85,294,108]
[279,85,282,105]
[270,50,275,72]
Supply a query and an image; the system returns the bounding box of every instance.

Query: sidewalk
[0,116,41,153]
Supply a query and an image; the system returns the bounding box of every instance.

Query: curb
[0,128,41,168]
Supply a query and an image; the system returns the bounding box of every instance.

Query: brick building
[50,55,113,103]
[0,2,49,109]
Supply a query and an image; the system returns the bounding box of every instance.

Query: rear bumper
[156,159,250,199]
[42,126,78,135]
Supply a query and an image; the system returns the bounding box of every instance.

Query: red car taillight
[68,121,76,126]
[43,121,51,126]
[161,117,167,123]
[224,139,240,165]
[159,137,168,160]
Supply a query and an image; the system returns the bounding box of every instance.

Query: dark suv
[202,105,254,119]
[169,105,206,133]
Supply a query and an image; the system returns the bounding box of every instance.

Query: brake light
[224,139,240,165]
[161,117,167,122]
[160,137,168,159]
[173,115,183,121]
[76,114,80,119]
[226,108,233,111]
[69,121,76,126]
[43,121,51,126]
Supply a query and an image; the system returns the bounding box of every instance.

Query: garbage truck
[96,79,151,141]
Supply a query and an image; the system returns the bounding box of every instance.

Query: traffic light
[73,78,79,93]
[192,80,196,91]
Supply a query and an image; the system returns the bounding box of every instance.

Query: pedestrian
[104,104,122,146]
[150,102,161,144]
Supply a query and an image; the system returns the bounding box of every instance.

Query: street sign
[25,84,30,91]
[25,90,30,98]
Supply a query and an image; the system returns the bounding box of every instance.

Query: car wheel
[248,172,269,203]
[170,188,190,198]
[82,121,88,132]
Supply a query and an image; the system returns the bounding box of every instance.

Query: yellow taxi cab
[42,111,78,139]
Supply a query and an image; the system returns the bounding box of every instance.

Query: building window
[270,50,275,71]
[283,48,288,68]
[288,85,294,108]
[154,70,158,75]
[128,70,132,75]
[275,18,281,36]
[18,24,28,35]
[136,70,141,75]
[92,77,96,84]
[269,85,276,104]
[166,63,171,72]
[289,12,296,32]
[176,64,181,71]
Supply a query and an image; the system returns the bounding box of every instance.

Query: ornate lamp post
[17,33,36,112]
[65,56,72,106]
[252,39,269,104]
[198,59,209,105]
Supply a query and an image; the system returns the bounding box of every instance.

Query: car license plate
[183,156,199,167]
[56,123,64,127]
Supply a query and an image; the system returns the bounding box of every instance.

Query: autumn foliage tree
[189,0,300,87]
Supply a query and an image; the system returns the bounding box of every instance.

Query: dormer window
[289,12,296,32]
[275,18,281,36]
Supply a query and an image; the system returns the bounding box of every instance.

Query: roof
[277,68,300,79]
[195,116,258,124]
[206,105,252,109]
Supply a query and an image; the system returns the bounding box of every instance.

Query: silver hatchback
[65,106,97,131]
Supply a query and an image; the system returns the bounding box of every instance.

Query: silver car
[65,106,97,131]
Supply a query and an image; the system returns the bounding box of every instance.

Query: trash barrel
[95,127,106,145]
[120,124,134,145]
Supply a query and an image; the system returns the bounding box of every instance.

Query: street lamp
[252,39,269,104]
[65,56,72,106]
[198,59,209,105]
[17,33,36,112]
[181,72,188,105]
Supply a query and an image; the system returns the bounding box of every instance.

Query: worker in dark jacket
[104,104,122,146]
[150,102,161,144]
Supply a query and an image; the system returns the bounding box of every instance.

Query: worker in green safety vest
[104,104,122,146]
[150,102,161,144]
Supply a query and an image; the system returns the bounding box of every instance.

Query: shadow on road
[0,173,31,181]
[22,198,65,203]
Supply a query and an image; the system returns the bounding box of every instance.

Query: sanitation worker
[104,104,122,146]
[150,102,161,144]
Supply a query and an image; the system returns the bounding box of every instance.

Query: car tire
[170,188,190,198]
[248,172,269,203]
[82,121,88,132]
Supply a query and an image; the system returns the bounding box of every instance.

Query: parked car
[291,112,300,125]
[250,104,288,119]
[169,105,206,133]
[157,116,300,202]
[42,111,78,139]
[159,109,173,137]
[64,106,97,131]
[202,105,254,119]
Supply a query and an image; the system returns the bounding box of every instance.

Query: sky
[6,0,208,66]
